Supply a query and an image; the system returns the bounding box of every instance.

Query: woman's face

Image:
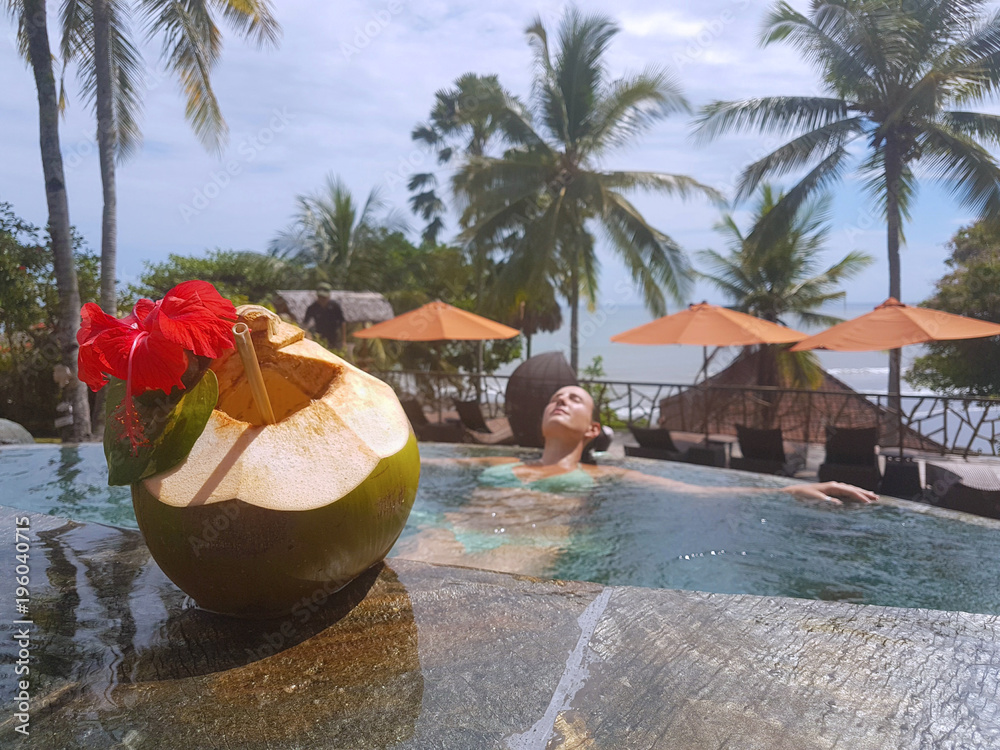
[541,386,599,441]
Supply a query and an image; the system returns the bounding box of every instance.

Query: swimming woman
[435,385,879,505]
[396,385,877,575]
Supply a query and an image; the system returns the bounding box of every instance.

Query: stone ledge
[0,505,997,748]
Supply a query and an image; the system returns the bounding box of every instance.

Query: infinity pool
[5,442,1000,615]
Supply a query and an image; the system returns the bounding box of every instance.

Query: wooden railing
[373,370,1000,457]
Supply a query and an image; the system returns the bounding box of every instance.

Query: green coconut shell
[132,433,420,619]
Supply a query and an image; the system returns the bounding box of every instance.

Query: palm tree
[410,73,520,245]
[6,0,92,440]
[695,0,1000,399]
[412,74,546,377]
[455,8,720,372]
[60,0,281,316]
[269,175,408,288]
[698,184,873,388]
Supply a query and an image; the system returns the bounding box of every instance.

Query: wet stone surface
[0,505,998,749]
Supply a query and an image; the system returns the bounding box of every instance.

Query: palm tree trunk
[23,0,92,442]
[92,0,116,436]
[94,0,117,317]
[569,256,579,374]
[756,344,779,428]
[885,139,903,449]
[473,242,484,397]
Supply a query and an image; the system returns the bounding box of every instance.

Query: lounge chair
[399,398,466,443]
[924,463,1000,520]
[817,426,881,491]
[624,426,688,462]
[730,425,805,476]
[452,398,516,446]
[879,455,922,499]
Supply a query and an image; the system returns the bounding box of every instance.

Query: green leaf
[104,371,218,486]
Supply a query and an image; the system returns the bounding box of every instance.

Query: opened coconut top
[143,306,413,510]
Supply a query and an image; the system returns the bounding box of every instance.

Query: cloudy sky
[2,0,994,313]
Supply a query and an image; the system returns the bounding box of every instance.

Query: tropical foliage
[410,73,562,370]
[6,0,93,438]
[0,203,99,437]
[409,73,519,245]
[123,250,303,309]
[908,220,1000,395]
[698,185,873,388]
[695,0,1000,396]
[58,0,281,315]
[270,175,408,289]
[454,7,719,371]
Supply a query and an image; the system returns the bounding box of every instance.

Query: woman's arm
[421,457,520,468]
[599,466,878,504]
[781,482,878,504]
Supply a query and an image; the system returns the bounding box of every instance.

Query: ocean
[498,302,927,396]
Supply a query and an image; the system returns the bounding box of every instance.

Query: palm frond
[4,0,32,62]
[734,116,865,202]
[60,0,145,160]
[584,66,688,154]
[140,0,224,151]
[939,110,1000,146]
[599,170,724,204]
[856,148,916,228]
[525,14,568,144]
[599,191,691,309]
[694,96,851,144]
[760,1,880,95]
[935,9,1000,101]
[411,123,441,147]
[695,248,756,302]
[208,0,280,48]
[743,147,852,251]
[700,182,872,333]
[917,120,1000,220]
[552,7,617,145]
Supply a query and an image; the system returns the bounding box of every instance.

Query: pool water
[5,443,1000,615]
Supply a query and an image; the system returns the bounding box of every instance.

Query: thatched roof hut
[275,290,394,325]
[656,349,943,452]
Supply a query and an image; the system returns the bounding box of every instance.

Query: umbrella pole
[891,348,904,458]
[702,346,710,441]
[476,340,483,401]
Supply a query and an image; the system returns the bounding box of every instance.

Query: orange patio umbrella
[353,300,519,342]
[611,302,807,436]
[789,297,1000,352]
[791,298,1000,457]
[611,302,807,348]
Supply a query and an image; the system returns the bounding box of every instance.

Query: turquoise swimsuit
[478,462,596,494]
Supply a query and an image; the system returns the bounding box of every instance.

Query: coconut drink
[79,282,419,618]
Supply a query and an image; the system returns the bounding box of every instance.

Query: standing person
[303,282,345,349]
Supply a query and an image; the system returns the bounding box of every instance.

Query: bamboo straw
[233,322,276,424]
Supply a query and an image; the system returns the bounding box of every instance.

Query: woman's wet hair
[581,388,603,464]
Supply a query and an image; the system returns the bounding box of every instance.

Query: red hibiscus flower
[78,280,237,451]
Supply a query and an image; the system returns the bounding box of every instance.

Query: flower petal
[127,298,156,327]
[78,303,137,391]
[128,333,189,396]
[79,302,130,346]
[151,281,237,358]
[78,340,110,392]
